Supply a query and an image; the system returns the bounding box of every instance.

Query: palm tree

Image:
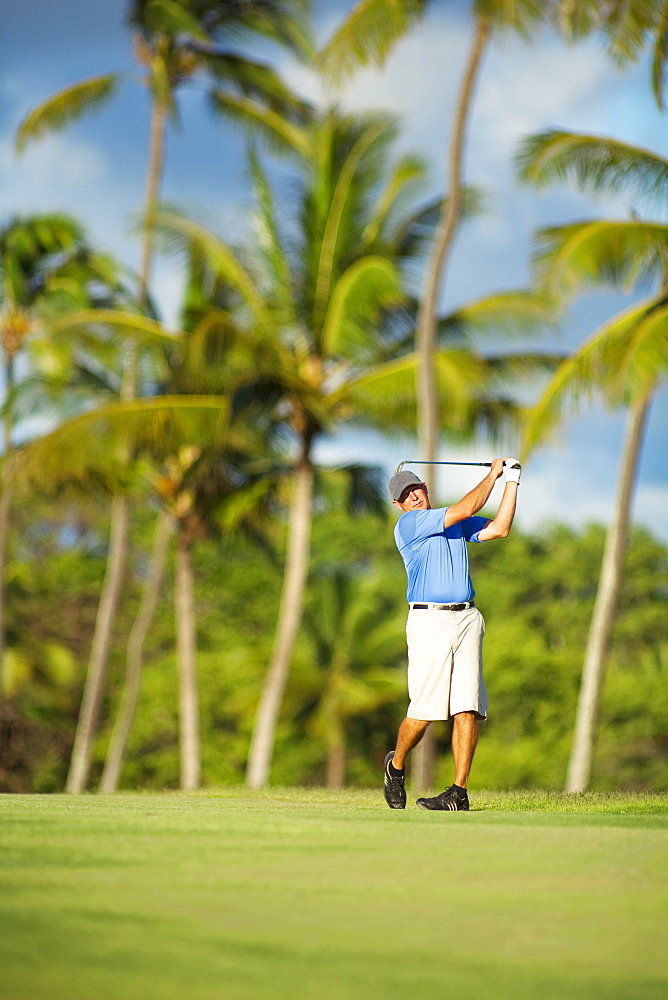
[319,1,548,487]
[19,242,283,791]
[156,108,556,788]
[157,112,435,789]
[0,215,118,695]
[100,260,281,792]
[100,507,173,791]
[16,0,310,345]
[15,382,276,790]
[517,128,668,792]
[15,0,311,794]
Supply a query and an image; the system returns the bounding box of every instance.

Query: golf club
[394,459,521,473]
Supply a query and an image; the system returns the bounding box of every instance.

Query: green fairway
[1,790,667,1000]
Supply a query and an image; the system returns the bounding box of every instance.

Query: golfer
[384,457,520,811]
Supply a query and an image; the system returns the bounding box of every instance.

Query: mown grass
[1,789,667,1000]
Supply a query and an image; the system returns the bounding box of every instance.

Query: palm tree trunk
[411,17,491,791]
[415,15,491,487]
[66,494,132,792]
[0,358,14,744]
[565,389,653,793]
[66,98,168,794]
[410,721,436,793]
[138,98,167,311]
[0,357,14,687]
[0,468,9,679]
[326,733,346,789]
[246,453,315,788]
[99,509,174,793]
[175,528,200,791]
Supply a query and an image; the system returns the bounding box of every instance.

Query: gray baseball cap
[388,469,425,502]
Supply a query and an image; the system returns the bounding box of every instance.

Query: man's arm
[442,458,506,530]
[477,480,518,540]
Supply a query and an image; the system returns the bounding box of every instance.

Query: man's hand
[503,457,522,484]
[490,458,506,480]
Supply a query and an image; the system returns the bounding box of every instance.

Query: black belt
[410,601,475,611]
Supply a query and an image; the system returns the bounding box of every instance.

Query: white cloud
[0,130,136,264]
[1,132,107,197]
[515,463,668,544]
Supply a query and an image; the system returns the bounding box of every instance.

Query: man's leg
[415,711,478,811]
[383,717,431,809]
[451,710,478,788]
[393,717,431,769]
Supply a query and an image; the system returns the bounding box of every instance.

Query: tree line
[2,496,667,792]
[1,0,667,794]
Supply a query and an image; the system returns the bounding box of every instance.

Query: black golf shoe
[383,751,406,809]
[416,785,470,811]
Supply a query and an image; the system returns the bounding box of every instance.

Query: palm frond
[652,2,668,108]
[129,0,313,59]
[556,0,656,65]
[447,394,527,446]
[46,308,181,346]
[7,355,121,427]
[478,0,548,40]
[619,297,668,400]
[531,220,668,302]
[317,0,427,83]
[556,0,600,41]
[392,186,484,263]
[362,154,427,246]
[521,295,668,456]
[213,477,277,534]
[177,309,253,390]
[339,463,386,516]
[314,464,387,519]
[15,75,119,153]
[340,348,482,433]
[204,52,312,123]
[16,394,232,496]
[439,290,556,344]
[481,351,566,384]
[312,118,389,331]
[335,353,417,429]
[141,0,209,40]
[208,91,310,159]
[154,210,273,327]
[517,129,668,209]
[320,256,404,359]
[247,149,295,323]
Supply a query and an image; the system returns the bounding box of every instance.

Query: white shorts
[405,606,488,721]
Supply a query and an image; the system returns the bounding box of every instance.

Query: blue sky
[1,1,667,540]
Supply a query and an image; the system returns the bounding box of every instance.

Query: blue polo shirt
[394,507,488,604]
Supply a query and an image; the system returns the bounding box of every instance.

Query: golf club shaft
[405,460,492,467]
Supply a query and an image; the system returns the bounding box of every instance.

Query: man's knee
[453,710,477,721]
[453,710,478,731]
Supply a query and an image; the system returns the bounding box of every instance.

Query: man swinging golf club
[384,457,521,811]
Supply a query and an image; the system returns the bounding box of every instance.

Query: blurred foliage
[1,492,666,793]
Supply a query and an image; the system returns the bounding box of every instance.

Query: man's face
[393,483,430,513]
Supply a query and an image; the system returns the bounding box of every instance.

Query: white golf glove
[504,458,522,484]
